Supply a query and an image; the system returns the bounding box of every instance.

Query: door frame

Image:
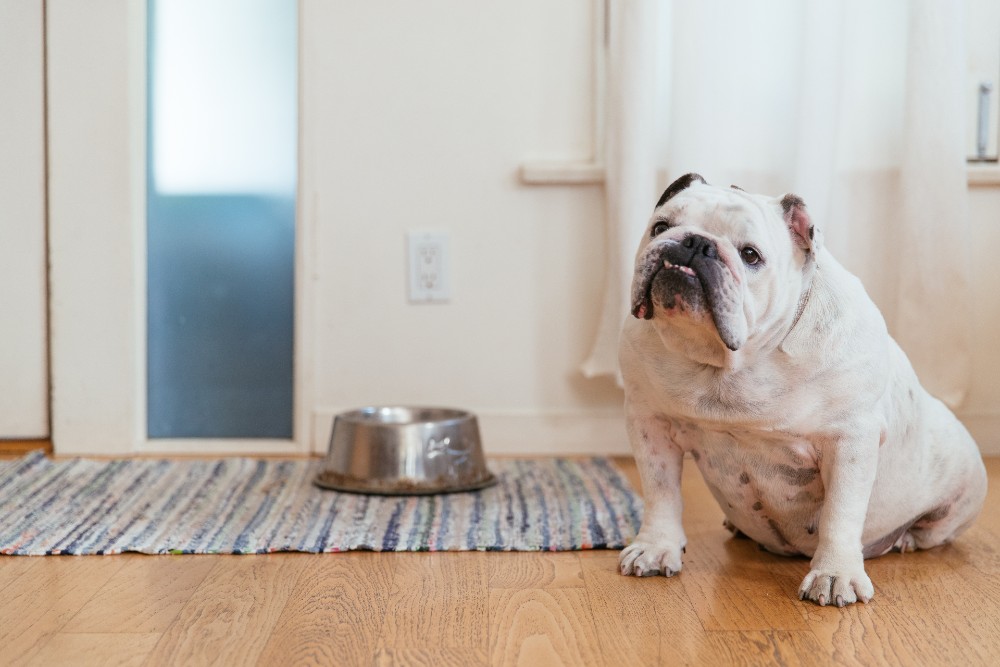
[46,0,314,455]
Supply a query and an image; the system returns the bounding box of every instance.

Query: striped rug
[0,452,642,555]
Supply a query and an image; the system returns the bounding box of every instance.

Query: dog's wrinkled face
[631,174,817,354]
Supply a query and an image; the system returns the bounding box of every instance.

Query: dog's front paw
[619,537,684,578]
[798,566,874,606]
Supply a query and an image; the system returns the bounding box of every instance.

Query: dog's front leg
[619,404,687,577]
[798,430,879,606]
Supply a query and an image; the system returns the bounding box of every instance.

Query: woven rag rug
[0,452,642,555]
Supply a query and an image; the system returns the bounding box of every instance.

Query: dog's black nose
[681,234,718,259]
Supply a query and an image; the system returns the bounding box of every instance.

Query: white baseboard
[958,412,1000,456]
[311,408,630,456]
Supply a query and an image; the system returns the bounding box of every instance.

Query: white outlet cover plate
[407,231,450,303]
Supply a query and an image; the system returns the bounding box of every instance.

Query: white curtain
[583,0,972,408]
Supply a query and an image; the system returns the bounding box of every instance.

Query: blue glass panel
[147,0,296,438]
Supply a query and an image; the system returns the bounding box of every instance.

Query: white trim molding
[48,0,146,455]
[519,161,605,185]
[47,0,314,456]
[518,0,607,187]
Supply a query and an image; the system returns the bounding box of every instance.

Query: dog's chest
[690,430,824,556]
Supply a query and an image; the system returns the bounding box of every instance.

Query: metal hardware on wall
[976,81,994,161]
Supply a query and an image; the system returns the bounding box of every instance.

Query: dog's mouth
[630,237,747,351]
[631,250,704,321]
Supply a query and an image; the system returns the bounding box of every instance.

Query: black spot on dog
[752,501,764,511]
[723,519,750,539]
[655,173,706,209]
[780,193,806,215]
[766,518,793,548]
[739,472,750,485]
[775,464,819,487]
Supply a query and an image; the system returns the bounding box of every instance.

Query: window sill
[519,161,605,185]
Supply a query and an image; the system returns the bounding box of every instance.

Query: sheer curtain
[583,0,972,408]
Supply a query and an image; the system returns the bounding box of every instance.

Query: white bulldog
[618,173,987,606]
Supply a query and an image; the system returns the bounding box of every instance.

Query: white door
[0,0,48,440]
[46,0,312,455]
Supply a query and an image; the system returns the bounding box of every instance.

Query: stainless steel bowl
[314,406,497,495]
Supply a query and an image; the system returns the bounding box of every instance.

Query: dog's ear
[780,194,820,254]
[655,173,707,209]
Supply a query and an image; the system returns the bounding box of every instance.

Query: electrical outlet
[407,232,450,302]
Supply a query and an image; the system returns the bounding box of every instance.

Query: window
[146,0,297,438]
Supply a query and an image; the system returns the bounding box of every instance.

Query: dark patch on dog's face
[752,500,764,511]
[647,260,707,319]
[739,471,750,485]
[655,172,706,209]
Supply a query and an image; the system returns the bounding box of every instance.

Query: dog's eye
[740,246,762,266]
[651,222,670,238]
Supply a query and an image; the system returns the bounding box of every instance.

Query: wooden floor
[2,457,999,666]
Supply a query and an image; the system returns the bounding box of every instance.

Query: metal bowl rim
[334,405,475,428]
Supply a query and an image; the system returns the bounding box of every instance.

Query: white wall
[0,0,49,438]
[961,187,1000,452]
[301,1,627,454]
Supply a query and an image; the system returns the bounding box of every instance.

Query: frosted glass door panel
[147,0,296,438]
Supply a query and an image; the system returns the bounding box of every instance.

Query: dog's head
[630,173,819,354]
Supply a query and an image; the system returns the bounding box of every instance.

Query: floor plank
[257,552,394,666]
[373,647,489,667]
[27,632,161,667]
[488,551,585,589]
[692,630,829,667]
[377,552,488,651]
[0,556,125,664]
[579,549,704,665]
[488,588,603,667]
[0,440,51,457]
[144,555,304,666]
[0,554,39,595]
[61,555,217,633]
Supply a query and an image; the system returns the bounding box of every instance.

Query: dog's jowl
[618,173,987,607]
